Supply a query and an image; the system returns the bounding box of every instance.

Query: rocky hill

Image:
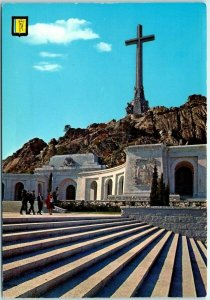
[3,94,206,173]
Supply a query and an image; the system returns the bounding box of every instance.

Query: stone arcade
[2,144,206,202]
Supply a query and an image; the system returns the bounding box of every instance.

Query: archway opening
[118,177,124,195]
[90,181,97,200]
[175,162,193,197]
[106,179,113,198]
[14,182,24,201]
[66,185,76,200]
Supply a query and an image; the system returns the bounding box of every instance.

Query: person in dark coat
[52,187,58,205]
[28,190,36,215]
[37,192,44,215]
[20,189,28,215]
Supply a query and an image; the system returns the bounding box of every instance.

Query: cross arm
[125,38,138,46]
[141,35,155,43]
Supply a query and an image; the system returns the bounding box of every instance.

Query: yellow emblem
[12,17,28,36]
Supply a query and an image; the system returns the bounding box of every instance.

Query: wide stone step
[197,240,207,259]
[3,221,147,258]
[111,231,172,298]
[3,224,153,281]
[182,236,197,297]
[189,238,207,292]
[2,215,122,224]
[3,219,138,243]
[3,227,161,298]
[151,233,179,297]
[3,217,129,233]
[60,229,166,298]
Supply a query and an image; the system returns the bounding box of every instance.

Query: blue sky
[2,3,206,159]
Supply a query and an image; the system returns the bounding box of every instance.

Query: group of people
[20,188,58,215]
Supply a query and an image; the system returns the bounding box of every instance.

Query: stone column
[197,156,207,198]
[76,177,86,200]
[97,177,103,201]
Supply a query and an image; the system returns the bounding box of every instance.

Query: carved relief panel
[134,158,159,190]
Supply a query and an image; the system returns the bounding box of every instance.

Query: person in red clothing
[46,192,54,215]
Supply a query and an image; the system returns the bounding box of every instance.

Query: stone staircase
[2,215,207,298]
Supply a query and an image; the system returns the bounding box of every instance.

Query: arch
[105,179,113,199]
[58,178,77,200]
[169,158,197,197]
[90,181,97,200]
[118,176,124,195]
[66,185,76,200]
[2,182,5,200]
[36,176,48,198]
[14,182,24,201]
[175,161,194,197]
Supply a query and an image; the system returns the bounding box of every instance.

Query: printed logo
[12,16,28,36]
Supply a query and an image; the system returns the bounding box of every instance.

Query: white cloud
[26,18,99,45]
[96,42,112,52]
[33,62,62,72]
[39,51,65,58]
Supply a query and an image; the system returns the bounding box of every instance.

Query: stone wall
[121,207,207,242]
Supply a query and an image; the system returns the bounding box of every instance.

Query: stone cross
[125,24,155,114]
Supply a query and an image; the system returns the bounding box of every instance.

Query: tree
[150,169,170,206]
[157,173,165,206]
[48,172,53,193]
[163,184,170,206]
[150,164,159,206]
[64,124,71,133]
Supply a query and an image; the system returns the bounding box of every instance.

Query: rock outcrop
[3,138,47,173]
[3,94,206,173]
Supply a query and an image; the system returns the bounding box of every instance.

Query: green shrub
[57,201,121,213]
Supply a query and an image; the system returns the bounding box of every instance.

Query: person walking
[37,192,44,215]
[52,190,57,205]
[28,190,36,215]
[25,191,30,214]
[20,189,28,215]
[46,192,54,215]
[52,187,59,205]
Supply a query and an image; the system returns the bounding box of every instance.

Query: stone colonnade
[2,144,207,201]
[2,164,125,201]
